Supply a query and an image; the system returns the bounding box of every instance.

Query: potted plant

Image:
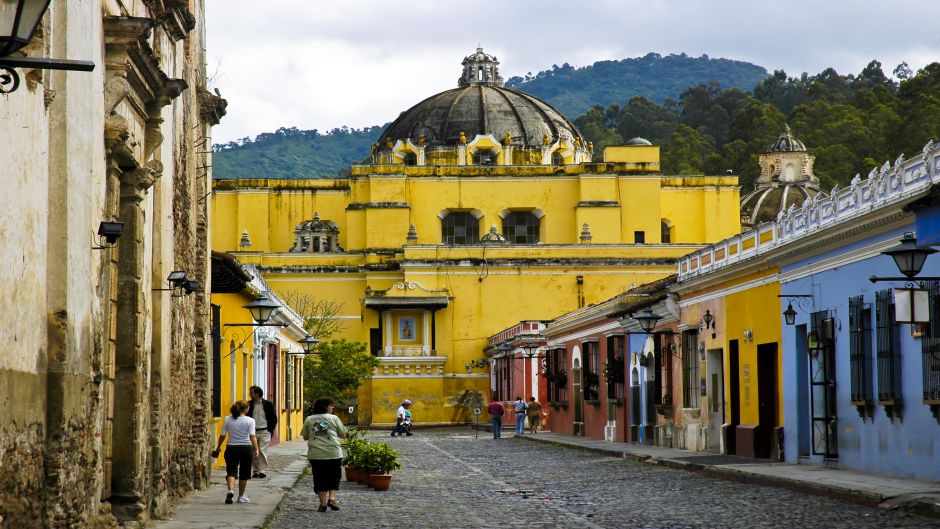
[341,433,369,483]
[359,442,401,491]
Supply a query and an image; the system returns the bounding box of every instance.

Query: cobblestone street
[268,429,939,529]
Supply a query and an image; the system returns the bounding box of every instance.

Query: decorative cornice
[143,0,197,41]
[198,87,228,125]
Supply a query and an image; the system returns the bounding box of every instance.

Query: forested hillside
[577,61,940,192]
[213,126,382,179]
[505,53,768,117]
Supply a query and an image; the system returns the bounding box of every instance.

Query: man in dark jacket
[248,386,278,478]
[487,398,505,439]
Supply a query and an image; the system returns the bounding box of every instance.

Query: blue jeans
[491,415,503,438]
[516,413,526,434]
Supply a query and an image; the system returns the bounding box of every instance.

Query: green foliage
[574,60,940,192]
[303,339,379,408]
[354,442,401,474]
[213,126,384,179]
[506,53,769,118]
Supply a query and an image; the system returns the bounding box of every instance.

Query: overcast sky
[205,0,940,144]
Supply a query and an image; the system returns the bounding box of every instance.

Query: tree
[278,291,345,340]
[303,339,379,406]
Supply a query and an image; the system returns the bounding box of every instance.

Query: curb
[516,435,940,519]
[260,459,308,529]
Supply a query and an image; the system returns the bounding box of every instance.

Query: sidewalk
[151,439,308,529]
[516,432,940,518]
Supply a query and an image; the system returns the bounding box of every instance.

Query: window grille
[441,212,479,245]
[583,341,600,401]
[547,348,567,403]
[809,310,837,457]
[876,289,903,403]
[502,211,540,244]
[606,336,626,400]
[681,330,699,408]
[848,295,874,404]
[922,281,940,402]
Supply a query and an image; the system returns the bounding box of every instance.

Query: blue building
[777,143,940,480]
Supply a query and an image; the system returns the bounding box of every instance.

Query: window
[681,330,699,407]
[606,336,626,400]
[551,152,563,165]
[634,231,645,244]
[472,149,495,165]
[848,295,874,404]
[876,289,903,403]
[661,221,671,243]
[547,348,567,403]
[583,341,600,401]
[403,152,417,166]
[922,281,940,403]
[502,211,540,244]
[810,310,837,457]
[441,212,479,245]
[494,356,512,401]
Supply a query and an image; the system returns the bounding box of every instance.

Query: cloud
[206,0,940,143]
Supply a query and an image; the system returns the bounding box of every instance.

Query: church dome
[740,184,822,227]
[767,125,806,152]
[378,48,585,150]
[625,137,653,146]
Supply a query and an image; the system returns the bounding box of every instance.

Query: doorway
[756,343,778,458]
[706,348,724,452]
[727,340,740,455]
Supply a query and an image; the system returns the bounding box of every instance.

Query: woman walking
[301,397,348,512]
[212,400,259,504]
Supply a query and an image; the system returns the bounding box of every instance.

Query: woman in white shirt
[213,400,259,504]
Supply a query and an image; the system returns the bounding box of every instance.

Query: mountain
[213,53,769,179]
[505,53,769,118]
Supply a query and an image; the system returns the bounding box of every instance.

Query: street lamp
[300,334,319,355]
[521,342,540,357]
[883,233,937,278]
[783,303,798,325]
[701,309,714,329]
[631,308,662,334]
[0,0,95,94]
[243,292,280,325]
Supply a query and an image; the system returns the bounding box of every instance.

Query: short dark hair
[249,386,263,398]
[312,398,334,414]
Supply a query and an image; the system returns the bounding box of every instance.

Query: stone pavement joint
[516,432,940,519]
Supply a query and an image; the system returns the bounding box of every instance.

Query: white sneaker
[236,496,251,503]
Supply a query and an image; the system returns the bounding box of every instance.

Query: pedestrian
[526,396,543,434]
[513,396,528,435]
[487,398,505,439]
[301,397,348,512]
[391,399,414,436]
[247,385,278,478]
[212,400,259,505]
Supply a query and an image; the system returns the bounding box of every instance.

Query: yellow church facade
[211,48,741,425]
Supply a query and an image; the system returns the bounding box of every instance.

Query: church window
[661,220,671,243]
[442,212,479,245]
[502,211,539,244]
[473,149,495,165]
[634,231,645,244]
[403,152,417,166]
[552,152,564,165]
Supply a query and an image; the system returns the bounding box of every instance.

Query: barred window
[922,281,940,402]
[606,335,626,400]
[848,295,874,404]
[494,356,512,401]
[502,211,540,244]
[441,212,479,245]
[583,341,600,401]
[810,310,837,457]
[681,330,699,408]
[876,289,903,403]
[547,348,568,403]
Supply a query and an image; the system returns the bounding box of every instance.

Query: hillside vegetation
[578,61,940,191]
[505,52,768,117]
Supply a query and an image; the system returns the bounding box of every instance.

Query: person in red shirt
[487,398,506,439]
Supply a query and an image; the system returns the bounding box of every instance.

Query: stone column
[422,311,430,355]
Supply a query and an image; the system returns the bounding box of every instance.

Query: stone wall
[0,0,223,527]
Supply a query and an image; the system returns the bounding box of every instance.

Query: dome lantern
[458,46,503,87]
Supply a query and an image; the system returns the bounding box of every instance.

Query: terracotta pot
[345,467,365,483]
[366,473,392,491]
[344,466,357,482]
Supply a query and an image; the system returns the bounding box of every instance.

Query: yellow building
[211,48,741,425]
[209,252,310,468]
[673,224,782,457]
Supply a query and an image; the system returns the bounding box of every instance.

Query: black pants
[309,458,342,492]
[224,445,253,480]
[391,418,411,435]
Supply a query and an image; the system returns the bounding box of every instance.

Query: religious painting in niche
[398,317,416,341]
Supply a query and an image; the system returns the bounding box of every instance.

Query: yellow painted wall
[603,145,660,166]
[211,165,741,425]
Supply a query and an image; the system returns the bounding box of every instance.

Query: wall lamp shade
[167,270,187,285]
[783,303,798,325]
[182,280,200,295]
[702,309,714,329]
[882,233,936,278]
[300,334,319,355]
[0,0,50,56]
[632,308,662,334]
[97,221,124,245]
[243,292,279,325]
